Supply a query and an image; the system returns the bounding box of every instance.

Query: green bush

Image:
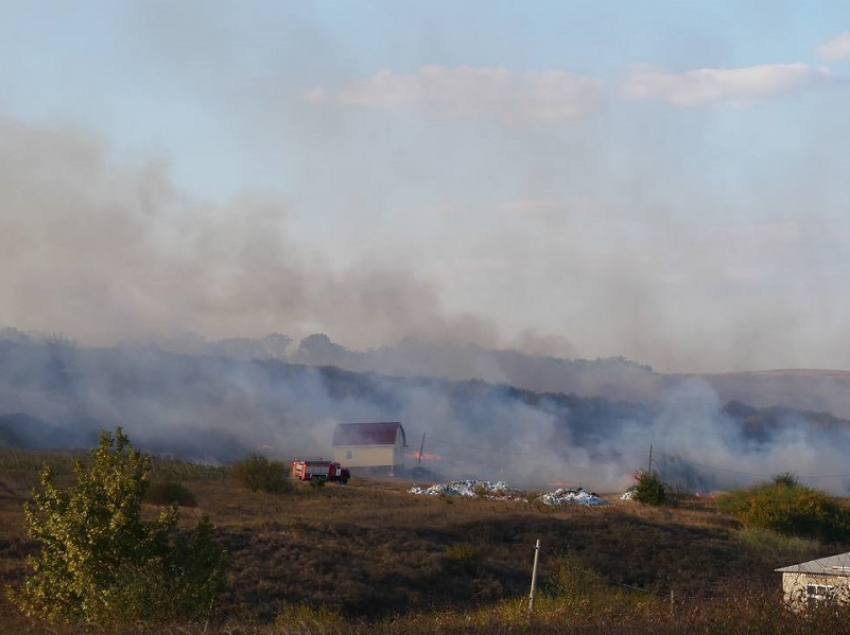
[631,470,669,505]
[719,475,850,543]
[144,480,197,507]
[231,453,292,493]
[9,428,229,625]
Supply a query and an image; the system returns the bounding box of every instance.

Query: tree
[631,470,669,505]
[10,428,229,624]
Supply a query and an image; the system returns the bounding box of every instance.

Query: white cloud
[324,65,603,122]
[817,32,850,61]
[301,86,326,104]
[622,63,830,106]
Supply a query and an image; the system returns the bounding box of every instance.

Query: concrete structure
[332,421,406,470]
[776,552,850,610]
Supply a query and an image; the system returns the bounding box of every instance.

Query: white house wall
[334,444,401,468]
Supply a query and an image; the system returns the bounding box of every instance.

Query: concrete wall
[781,572,850,610]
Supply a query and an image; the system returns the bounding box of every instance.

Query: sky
[2,1,850,373]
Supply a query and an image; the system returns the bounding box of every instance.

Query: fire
[409,451,442,461]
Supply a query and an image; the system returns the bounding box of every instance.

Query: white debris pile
[408,480,608,506]
[408,479,519,498]
[536,488,607,506]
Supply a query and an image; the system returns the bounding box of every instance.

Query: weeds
[275,603,344,633]
[151,457,229,482]
[445,543,484,573]
[732,526,822,561]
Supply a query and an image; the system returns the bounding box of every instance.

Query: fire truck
[291,458,350,484]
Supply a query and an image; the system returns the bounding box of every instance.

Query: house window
[806,584,834,601]
[346,450,352,460]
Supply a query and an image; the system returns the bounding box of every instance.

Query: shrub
[231,453,292,493]
[9,428,229,625]
[719,477,850,543]
[145,480,197,507]
[631,470,669,505]
[473,482,490,498]
[772,472,799,488]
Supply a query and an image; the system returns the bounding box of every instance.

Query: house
[776,552,850,610]
[332,422,406,471]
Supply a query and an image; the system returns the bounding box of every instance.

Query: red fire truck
[291,458,350,484]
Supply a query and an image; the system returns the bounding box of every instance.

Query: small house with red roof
[332,421,406,470]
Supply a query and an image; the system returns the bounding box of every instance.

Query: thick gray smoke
[0,116,496,352]
[4,115,850,374]
[3,332,850,496]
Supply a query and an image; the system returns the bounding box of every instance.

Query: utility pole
[528,539,541,616]
[648,444,653,474]
[417,432,426,466]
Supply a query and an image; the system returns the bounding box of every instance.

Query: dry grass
[1,454,846,633]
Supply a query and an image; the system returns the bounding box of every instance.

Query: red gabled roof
[333,422,405,446]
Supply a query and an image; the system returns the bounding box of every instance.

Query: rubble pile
[537,487,607,506]
[408,480,608,506]
[407,479,518,498]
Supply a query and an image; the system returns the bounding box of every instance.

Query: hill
[146,331,850,419]
[672,369,850,420]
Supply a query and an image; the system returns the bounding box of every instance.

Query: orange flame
[409,451,442,461]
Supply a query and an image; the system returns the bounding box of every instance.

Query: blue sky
[2,1,850,372]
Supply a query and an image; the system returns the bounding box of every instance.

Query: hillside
[0,454,843,634]
[147,331,850,420]
[673,369,850,420]
[2,334,850,495]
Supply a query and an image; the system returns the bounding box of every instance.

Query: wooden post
[670,589,674,616]
[528,539,541,616]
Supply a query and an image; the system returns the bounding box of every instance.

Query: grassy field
[1,452,849,634]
